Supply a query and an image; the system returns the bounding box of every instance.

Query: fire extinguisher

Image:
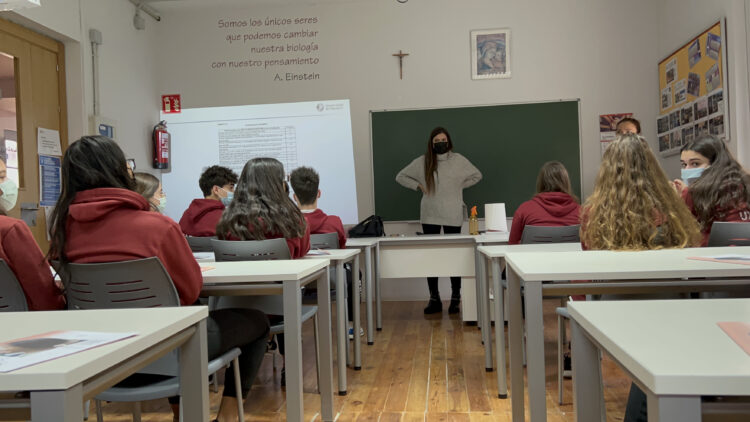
[152,120,170,169]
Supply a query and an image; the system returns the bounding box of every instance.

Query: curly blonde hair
[581,134,701,250]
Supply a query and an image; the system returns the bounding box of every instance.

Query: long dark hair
[536,161,578,202]
[682,135,750,230]
[424,127,453,194]
[47,136,135,266]
[216,157,306,240]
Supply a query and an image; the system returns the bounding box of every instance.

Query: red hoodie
[303,209,346,248]
[682,188,750,246]
[64,188,203,305]
[509,192,581,244]
[179,199,225,237]
[0,216,64,310]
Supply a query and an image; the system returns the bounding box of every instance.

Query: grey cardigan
[395,151,482,227]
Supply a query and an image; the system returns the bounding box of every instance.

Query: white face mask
[0,178,18,211]
[156,196,167,213]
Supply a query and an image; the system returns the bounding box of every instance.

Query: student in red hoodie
[0,209,64,311]
[289,166,346,248]
[47,136,269,422]
[179,165,238,236]
[509,161,581,244]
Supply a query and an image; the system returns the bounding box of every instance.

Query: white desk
[476,242,582,396]
[0,307,209,421]
[504,246,750,422]
[346,237,379,345]
[201,259,334,422]
[305,248,361,394]
[569,299,750,422]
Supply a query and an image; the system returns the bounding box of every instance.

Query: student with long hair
[581,134,701,422]
[47,136,269,422]
[674,135,750,245]
[509,161,580,244]
[216,157,310,256]
[134,172,166,213]
[395,126,482,314]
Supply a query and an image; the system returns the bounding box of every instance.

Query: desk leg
[365,246,374,345]
[315,269,335,421]
[647,395,701,422]
[491,258,508,398]
[336,261,348,395]
[31,385,84,421]
[353,255,362,369]
[478,251,493,371]
[181,319,209,422]
[283,278,305,422]
[525,281,546,422]
[474,246,484,330]
[571,319,604,422]
[507,267,525,422]
[375,243,382,331]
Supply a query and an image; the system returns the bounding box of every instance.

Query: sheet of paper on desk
[192,252,214,260]
[200,266,215,272]
[718,322,750,356]
[307,249,330,256]
[0,330,136,372]
[688,255,750,266]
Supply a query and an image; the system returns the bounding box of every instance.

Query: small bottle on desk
[469,205,479,235]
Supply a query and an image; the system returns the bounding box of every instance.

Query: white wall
[154,0,660,219]
[657,0,750,178]
[4,0,159,170]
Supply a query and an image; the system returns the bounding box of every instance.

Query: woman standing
[396,127,482,314]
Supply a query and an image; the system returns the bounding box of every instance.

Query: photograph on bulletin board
[656,20,729,156]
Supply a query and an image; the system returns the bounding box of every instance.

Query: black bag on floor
[348,215,385,238]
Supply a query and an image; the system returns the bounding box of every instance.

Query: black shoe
[563,353,572,378]
[448,298,460,314]
[424,299,442,314]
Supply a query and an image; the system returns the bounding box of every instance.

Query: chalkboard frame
[369,99,582,222]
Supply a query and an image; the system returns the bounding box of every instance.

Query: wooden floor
[95,299,631,421]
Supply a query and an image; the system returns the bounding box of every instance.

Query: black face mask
[433,142,450,155]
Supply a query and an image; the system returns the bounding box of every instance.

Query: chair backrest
[0,259,28,312]
[707,222,750,246]
[211,238,291,261]
[520,225,581,244]
[63,257,180,376]
[186,235,215,252]
[310,232,339,250]
[64,257,180,310]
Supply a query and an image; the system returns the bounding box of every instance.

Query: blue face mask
[219,188,233,206]
[681,167,707,185]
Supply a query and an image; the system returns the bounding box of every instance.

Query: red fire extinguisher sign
[162,95,181,114]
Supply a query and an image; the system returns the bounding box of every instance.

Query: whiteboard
[160,99,358,224]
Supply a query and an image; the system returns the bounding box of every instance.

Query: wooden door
[0,18,67,252]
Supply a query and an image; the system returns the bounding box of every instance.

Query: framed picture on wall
[471,28,511,80]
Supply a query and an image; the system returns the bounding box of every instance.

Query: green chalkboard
[371,100,581,221]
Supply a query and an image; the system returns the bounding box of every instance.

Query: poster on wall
[599,113,632,157]
[656,20,729,157]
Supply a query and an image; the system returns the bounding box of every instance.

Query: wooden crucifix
[392,50,409,79]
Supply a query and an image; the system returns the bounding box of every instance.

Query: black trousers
[422,223,462,300]
[164,308,269,402]
[623,383,648,422]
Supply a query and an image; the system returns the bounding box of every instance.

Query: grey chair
[520,225,581,404]
[64,257,243,422]
[707,221,750,246]
[186,235,215,253]
[210,238,321,390]
[310,232,339,250]
[520,224,581,244]
[0,259,28,312]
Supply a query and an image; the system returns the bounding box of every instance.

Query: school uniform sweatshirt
[0,216,65,310]
[682,188,750,246]
[64,188,203,305]
[179,198,225,237]
[509,192,581,244]
[302,208,347,248]
[395,151,482,227]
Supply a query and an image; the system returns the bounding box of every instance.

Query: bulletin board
[656,20,729,156]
